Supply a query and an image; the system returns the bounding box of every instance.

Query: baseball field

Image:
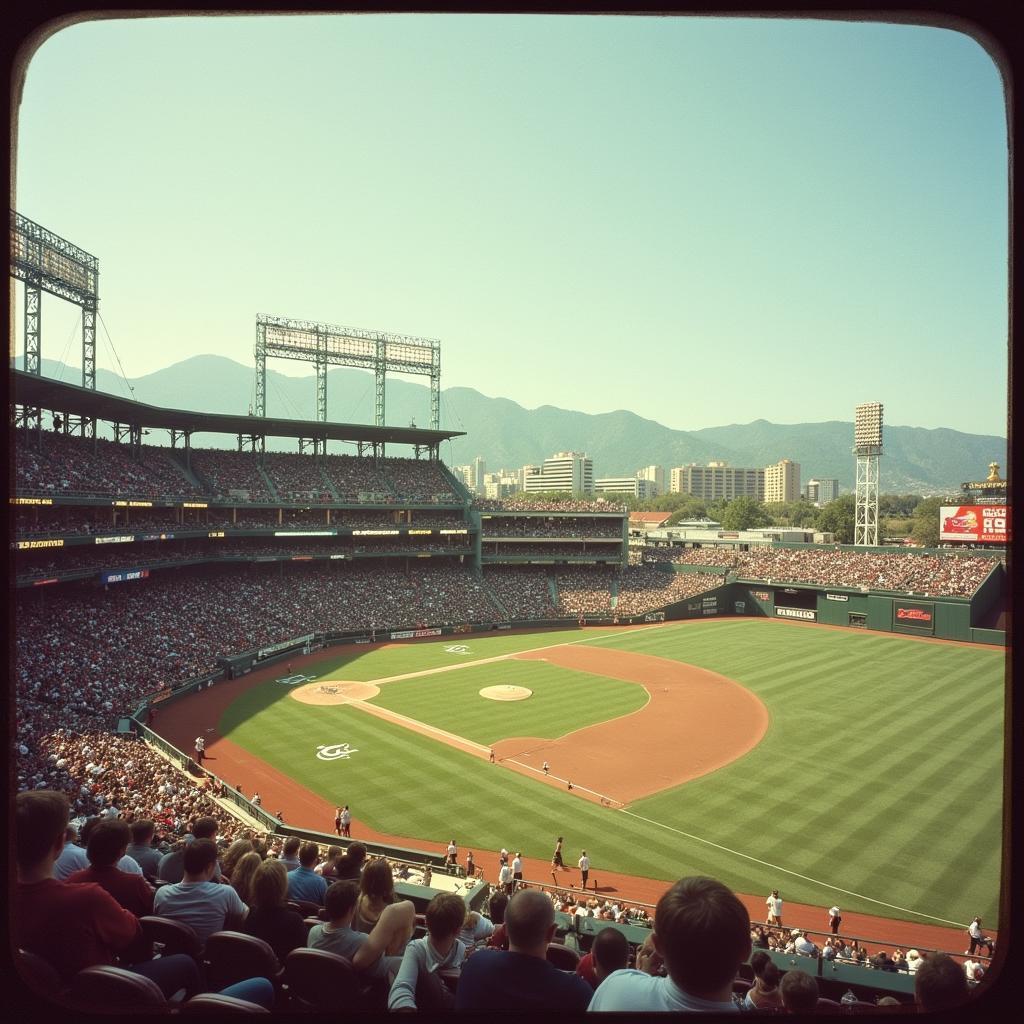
[156,617,1004,932]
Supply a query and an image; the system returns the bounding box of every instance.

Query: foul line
[503,758,623,808]
[343,699,491,756]
[619,809,966,928]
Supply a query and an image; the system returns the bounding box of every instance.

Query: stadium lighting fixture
[853,402,884,546]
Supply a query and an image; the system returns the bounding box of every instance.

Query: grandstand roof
[11,370,464,445]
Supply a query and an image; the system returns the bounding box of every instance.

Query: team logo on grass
[317,743,359,761]
[444,645,470,655]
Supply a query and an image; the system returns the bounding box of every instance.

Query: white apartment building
[670,462,765,501]
[596,476,655,499]
[763,459,801,503]
[523,451,594,495]
[519,465,541,491]
[805,478,840,506]
[636,465,665,496]
[483,471,519,500]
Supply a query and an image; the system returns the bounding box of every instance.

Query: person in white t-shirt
[512,852,523,889]
[765,889,783,926]
[446,840,458,867]
[578,851,591,891]
[498,862,514,895]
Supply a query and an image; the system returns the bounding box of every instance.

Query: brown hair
[230,851,263,905]
[250,858,289,910]
[16,791,69,871]
[221,839,255,878]
[426,893,467,941]
[359,857,395,904]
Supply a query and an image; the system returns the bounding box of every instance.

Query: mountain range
[13,355,1007,495]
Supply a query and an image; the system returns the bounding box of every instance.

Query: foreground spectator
[153,838,247,947]
[576,926,630,990]
[335,841,367,881]
[779,969,818,1014]
[588,876,752,1012]
[243,859,307,962]
[744,950,782,1010]
[388,891,468,1010]
[914,952,970,1013]
[230,850,263,906]
[353,857,416,953]
[455,889,593,1011]
[308,880,404,984]
[67,818,155,918]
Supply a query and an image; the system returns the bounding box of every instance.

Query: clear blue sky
[12,14,1009,437]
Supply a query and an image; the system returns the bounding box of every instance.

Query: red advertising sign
[896,607,932,623]
[939,505,1009,544]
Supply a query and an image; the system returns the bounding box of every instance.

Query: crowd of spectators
[474,498,627,514]
[319,454,391,501]
[555,569,616,615]
[614,569,726,616]
[258,453,334,502]
[481,517,623,538]
[188,449,275,501]
[380,458,459,503]
[483,566,559,619]
[483,543,622,558]
[15,431,199,498]
[639,545,741,568]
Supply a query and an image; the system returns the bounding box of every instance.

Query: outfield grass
[220,620,1004,927]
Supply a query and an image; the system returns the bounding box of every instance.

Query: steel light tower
[853,402,883,546]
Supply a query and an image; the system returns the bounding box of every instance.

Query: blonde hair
[230,851,262,905]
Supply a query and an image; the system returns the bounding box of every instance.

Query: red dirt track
[153,628,975,954]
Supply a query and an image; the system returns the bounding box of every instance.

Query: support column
[430,341,441,430]
[24,282,41,375]
[375,338,386,427]
[254,322,267,417]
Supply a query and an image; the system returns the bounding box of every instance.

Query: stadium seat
[546,942,581,971]
[731,978,753,996]
[815,996,846,1013]
[202,932,281,991]
[16,949,65,996]
[283,948,367,1011]
[70,965,168,1012]
[180,993,271,1014]
[287,898,322,918]
[140,915,203,959]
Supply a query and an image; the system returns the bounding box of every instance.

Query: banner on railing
[389,628,442,640]
[257,633,315,659]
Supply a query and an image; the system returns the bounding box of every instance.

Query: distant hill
[12,355,1006,494]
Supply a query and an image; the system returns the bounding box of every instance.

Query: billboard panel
[939,505,1009,545]
[893,600,935,635]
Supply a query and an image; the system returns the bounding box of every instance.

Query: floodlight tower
[853,402,883,546]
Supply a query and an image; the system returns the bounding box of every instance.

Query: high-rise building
[670,462,764,501]
[596,477,654,499]
[523,451,594,495]
[519,465,541,491]
[806,478,840,506]
[451,465,474,490]
[472,456,487,496]
[483,471,518,500]
[764,459,801,503]
[636,465,665,496]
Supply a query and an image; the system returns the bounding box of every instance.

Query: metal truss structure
[853,402,884,547]
[254,315,441,450]
[10,210,100,436]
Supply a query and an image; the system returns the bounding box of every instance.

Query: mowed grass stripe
[222,619,1004,926]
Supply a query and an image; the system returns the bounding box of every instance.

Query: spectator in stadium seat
[125,819,163,879]
[744,950,783,1010]
[243,859,307,962]
[287,841,328,904]
[316,845,344,879]
[67,818,155,918]
[279,835,301,871]
[14,790,202,998]
[588,876,751,1012]
[60,818,146,879]
[309,880,405,984]
[157,815,221,883]
[576,926,630,990]
[230,850,263,906]
[153,838,247,947]
[459,905,496,950]
[388,891,468,1010]
[335,841,367,881]
[486,890,510,950]
[219,838,254,882]
[455,889,593,1011]
[792,929,818,957]
[914,952,970,1012]
[779,968,818,1014]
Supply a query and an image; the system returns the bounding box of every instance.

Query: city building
[636,465,665,496]
[472,456,487,496]
[523,451,594,495]
[805,478,840,506]
[670,462,764,501]
[764,459,801,504]
[596,476,655,499]
[519,464,541,491]
[483,471,519,500]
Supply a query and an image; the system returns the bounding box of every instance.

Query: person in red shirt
[67,818,155,919]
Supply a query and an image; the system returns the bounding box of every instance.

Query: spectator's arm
[387,941,423,1011]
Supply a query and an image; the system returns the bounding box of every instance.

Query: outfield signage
[776,606,816,621]
[734,601,746,613]
[141,533,175,542]
[94,534,135,544]
[11,497,54,505]
[112,499,153,507]
[352,529,400,536]
[274,530,336,537]
[258,633,315,659]
[439,529,469,535]
[15,538,65,549]
[208,531,225,538]
[939,505,1009,545]
[893,601,935,635]
[825,593,849,602]
[101,568,150,584]
[389,628,442,640]
[183,501,208,508]
[408,529,433,535]
[751,590,771,602]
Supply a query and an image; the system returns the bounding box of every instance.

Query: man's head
[915,952,970,1012]
[347,842,367,867]
[425,892,467,956]
[183,838,219,880]
[282,836,301,859]
[299,842,319,868]
[651,877,752,1000]
[780,968,818,1013]
[505,889,556,956]
[591,927,630,981]
[324,880,359,923]
[489,890,509,925]
[130,819,155,846]
[86,819,131,868]
[192,816,218,841]
[16,790,69,875]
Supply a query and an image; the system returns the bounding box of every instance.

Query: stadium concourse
[12,394,1004,1014]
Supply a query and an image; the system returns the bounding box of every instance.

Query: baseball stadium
[11,216,1010,1013]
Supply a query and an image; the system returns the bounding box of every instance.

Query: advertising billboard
[893,600,935,635]
[939,505,1009,545]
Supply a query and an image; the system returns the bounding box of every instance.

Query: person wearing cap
[765,889,783,926]
[967,916,993,956]
[828,905,842,934]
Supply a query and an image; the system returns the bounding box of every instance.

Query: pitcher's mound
[290,681,381,705]
[480,685,532,701]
